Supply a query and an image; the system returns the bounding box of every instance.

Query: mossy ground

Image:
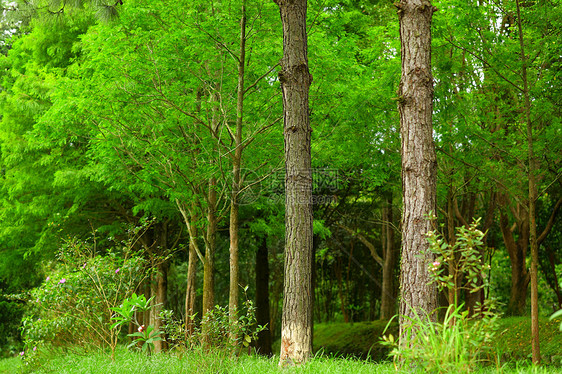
[313,316,562,366]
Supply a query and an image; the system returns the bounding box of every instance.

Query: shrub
[21,227,155,363]
[160,295,266,356]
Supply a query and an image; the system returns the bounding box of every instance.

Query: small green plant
[382,301,500,373]
[159,291,266,355]
[159,309,199,352]
[425,217,489,307]
[381,218,501,372]
[110,293,162,354]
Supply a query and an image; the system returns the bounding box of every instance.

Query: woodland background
[0,0,561,359]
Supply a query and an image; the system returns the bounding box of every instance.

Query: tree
[395,0,438,342]
[274,0,314,366]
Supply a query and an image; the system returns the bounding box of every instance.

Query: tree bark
[396,0,439,342]
[255,236,273,356]
[275,0,314,366]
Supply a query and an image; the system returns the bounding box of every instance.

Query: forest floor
[1,317,561,373]
[0,349,561,374]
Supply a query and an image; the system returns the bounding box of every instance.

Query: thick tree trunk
[396,0,439,341]
[275,0,314,365]
[380,192,397,320]
[255,236,273,356]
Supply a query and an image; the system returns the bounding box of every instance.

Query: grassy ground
[1,348,397,374]
[313,316,562,366]
[2,316,561,373]
[1,348,561,374]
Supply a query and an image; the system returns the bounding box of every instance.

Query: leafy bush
[425,217,490,307]
[21,229,155,363]
[160,296,265,355]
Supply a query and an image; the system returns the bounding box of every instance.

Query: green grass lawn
[2,348,562,374]
[2,316,561,373]
[0,348,397,374]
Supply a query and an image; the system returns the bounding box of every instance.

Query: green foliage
[110,293,163,354]
[425,217,489,306]
[21,230,153,361]
[159,297,265,355]
[0,295,25,357]
[379,219,502,371]
[382,303,501,373]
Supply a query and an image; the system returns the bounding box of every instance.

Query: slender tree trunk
[380,192,397,320]
[446,189,459,307]
[515,0,539,363]
[229,0,247,343]
[185,223,198,337]
[176,200,203,338]
[255,236,273,356]
[203,178,217,317]
[275,0,314,365]
[396,0,439,343]
[153,260,169,352]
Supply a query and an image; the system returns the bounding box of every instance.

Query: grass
[2,348,562,374]
[2,316,561,373]
[0,347,396,374]
[494,317,562,364]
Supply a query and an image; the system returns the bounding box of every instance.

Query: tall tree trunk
[380,192,397,320]
[275,0,314,365]
[515,0,539,363]
[396,0,439,342]
[229,0,247,342]
[255,236,273,356]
